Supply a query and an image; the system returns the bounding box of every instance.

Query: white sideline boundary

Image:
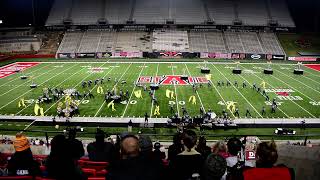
[0,115,319,125]
[2,61,310,65]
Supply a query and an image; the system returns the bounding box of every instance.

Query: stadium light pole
[31,0,36,27]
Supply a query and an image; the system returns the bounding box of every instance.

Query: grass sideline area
[1,121,319,140]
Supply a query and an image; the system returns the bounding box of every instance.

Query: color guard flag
[39,107,44,116]
[260,81,266,89]
[34,103,40,116]
[188,95,196,105]
[97,86,104,94]
[107,100,116,111]
[18,98,26,108]
[205,74,212,81]
[227,101,237,113]
[134,90,142,98]
[154,105,160,116]
[166,89,171,98]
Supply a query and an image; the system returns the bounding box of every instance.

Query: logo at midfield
[138,75,209,85]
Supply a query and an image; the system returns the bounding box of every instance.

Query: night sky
[0,0,318,32]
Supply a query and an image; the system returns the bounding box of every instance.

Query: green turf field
[0,60,320,121]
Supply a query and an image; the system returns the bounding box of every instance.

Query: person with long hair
[169,130,204,180]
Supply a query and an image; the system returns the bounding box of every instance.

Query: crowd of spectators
[0,129,296,180]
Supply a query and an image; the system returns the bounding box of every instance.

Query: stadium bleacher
[45,0,294,27]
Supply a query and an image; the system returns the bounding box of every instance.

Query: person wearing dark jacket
[169,130,204,180]
[196,136,211,160]
[167,133,184,161]
[7,133,41,177]
[87,129,116,163]
[153,142,166,160]
[67,128,84,160]
[45,134,87,180]
[107,135,161,180]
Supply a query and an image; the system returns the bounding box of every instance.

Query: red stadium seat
[81,161,109,171]
[82,168,97,177]
[80,157,90,161]
[88,177,105,180]
[96,169,108,177]
[0,176,33,180]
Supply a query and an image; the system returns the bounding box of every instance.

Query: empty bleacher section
[55,30,285,59]
[237,0,269,26]
[0,36,41,53]
[71,0,103,25]
[56,31,82,54]
[223,32,244,53]
[133,0,169,24]
[204,0,235,25]
[152,30,189,52]
[239,32,264,54]
[259,32,285,55]
[189,31,227,53]
[171,0,206,24]
[268,0,295,27]
[46,0,294,27]
[46,0,73,26]
[77,31,101,53]
[104,0,133,24]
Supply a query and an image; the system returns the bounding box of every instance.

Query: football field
[0,60,320,121]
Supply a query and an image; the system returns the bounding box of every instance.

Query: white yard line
[0,66,60,97]
[94,63,132,117]
[25,61,299,65]
[0,64,78,111]
[170,63,180,117]
[24,62,112,130]
[122,63,146,118]
[184,63,206,113]
[44,62,114,114]
[303,66,320,78]
[274,67,320,95]
[240,64,316,118]
[0,63,47,88]
[235,67,290,118]
[150,63,159,118]
[196,63,235,118]
[211,63,263,118]
[16,64,86,115]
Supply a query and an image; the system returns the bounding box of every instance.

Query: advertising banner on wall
[200,53,231,59]
[246,54,266,60]
[57,53,76,58]
[231,53,246,60]
[76,53,96,58]
[266,54,286,60]
[96,52,143,58]
[288,57,318,61]
[159,52,182,58]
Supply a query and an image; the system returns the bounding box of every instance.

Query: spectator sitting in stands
[202,154,227,180]
[169,130,204,180]
[87,128,116,163]
[168,132,184,161]
[212,141,229,158]
[7,133,41,177]
[196,136,211,160]
[240,140,295,180]
[153,142,166,161]
[67,128,84,160]
[226,137,242,168]
[107,135,161,180]
[45,134,87,180]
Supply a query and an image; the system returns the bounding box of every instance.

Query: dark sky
[0,0,318,32]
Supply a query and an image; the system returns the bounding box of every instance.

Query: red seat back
[243,167,291,180]
[82,168,97,177]
[0,176,33,180]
